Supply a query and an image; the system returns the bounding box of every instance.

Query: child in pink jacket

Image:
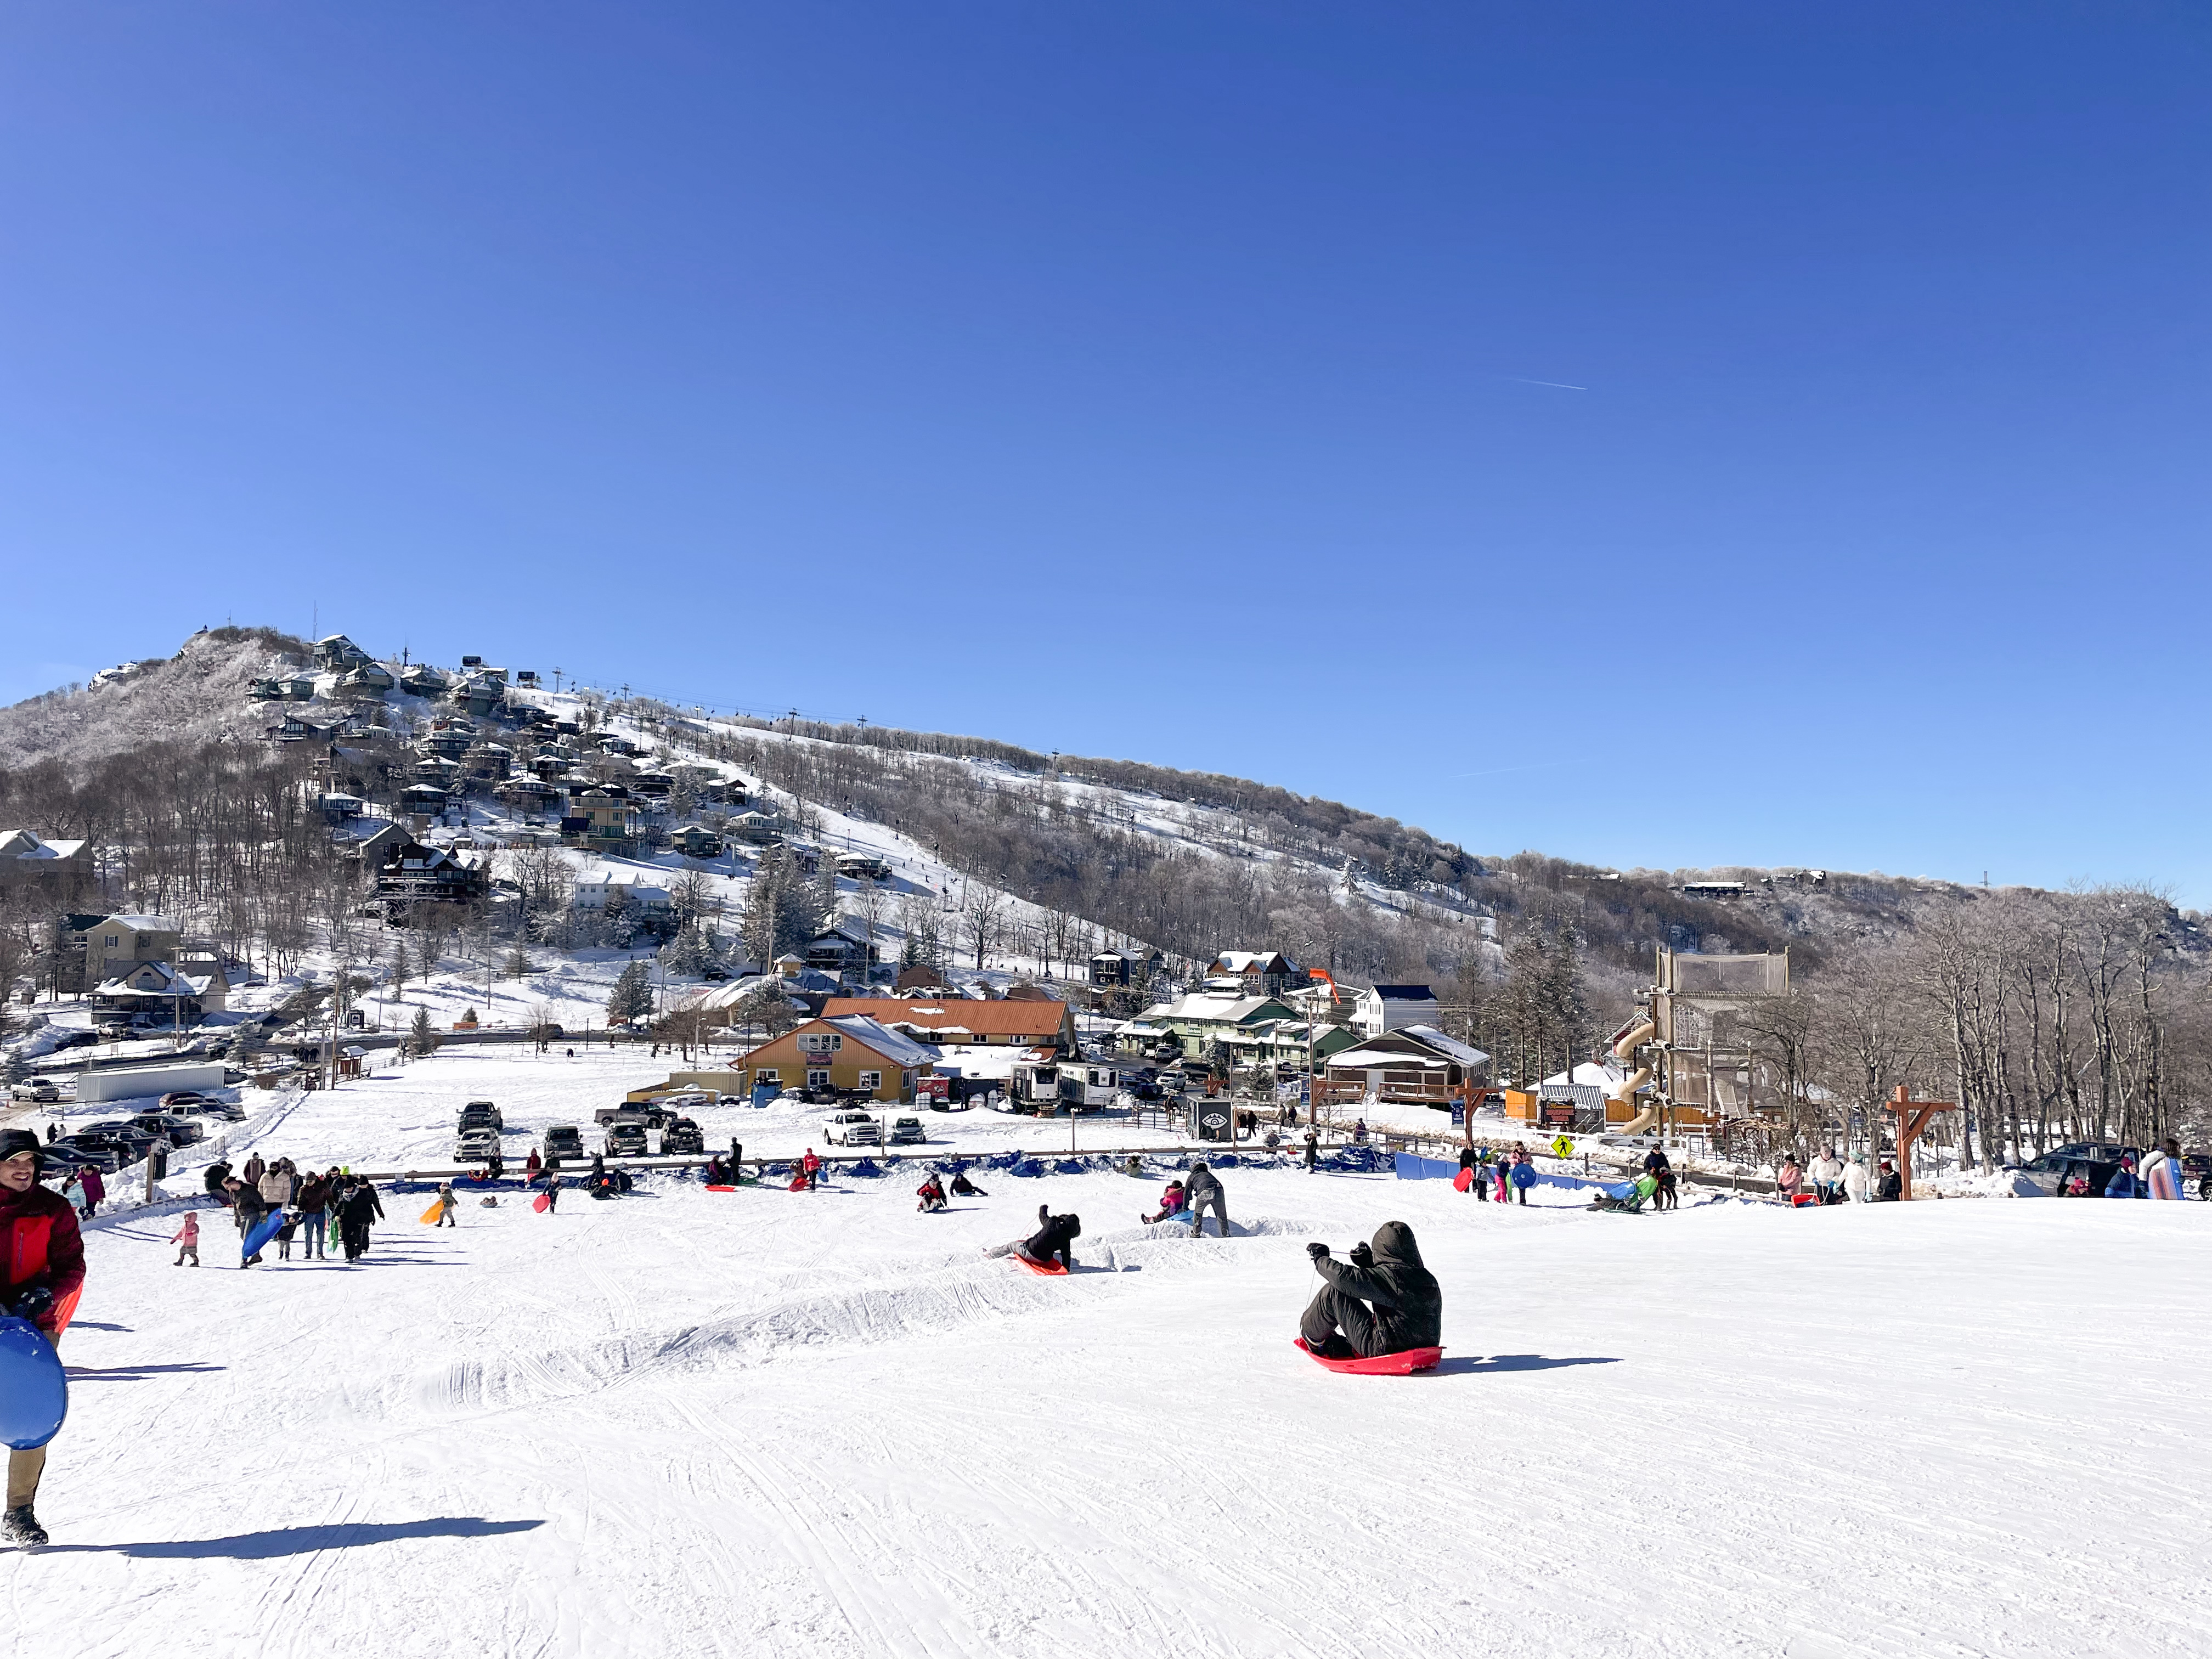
[171,1209,200,1267]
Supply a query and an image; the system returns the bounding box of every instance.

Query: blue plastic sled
[241,1209,288,1262]
[0,1316,67,1450]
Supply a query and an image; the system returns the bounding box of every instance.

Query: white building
[572,869,673,913]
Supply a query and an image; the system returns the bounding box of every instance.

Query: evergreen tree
[742,849,824,968]
[409,1003,439,1057]
[503,948,534,979]
[607,960,653,1025]
[661,926,712,979]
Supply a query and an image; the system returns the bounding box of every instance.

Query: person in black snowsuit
[950,1172,987,1197]
[336,1181,381,1261]
[1299,1221,1442,1360]
[204,1160,234,1204]
[1001,1204,1080,1270]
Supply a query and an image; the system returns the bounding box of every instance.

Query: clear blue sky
[3,5,2207,897]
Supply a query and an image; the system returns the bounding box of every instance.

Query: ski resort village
[0,627,2206,1657]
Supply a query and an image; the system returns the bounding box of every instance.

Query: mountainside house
[399,664,450,699]
[1206,950,1310,997]
[821,996,1078,1053]
[731,1015,936,1103]
[91,958,228,1020]
[73,913,182,991]
[669,825,724,858]
[0,829,92,887]
[1089,948,1163,989]
[804,923,878,980]
[312,633,371,671]
[1317,1025,1491,1110]
[346,820,413,865]
[265,715,338,744]
[1121,990,1299,1059]
[373,842,491,919]
[562,789,644,855]
[336,663,396,698]
[572,869,673,914]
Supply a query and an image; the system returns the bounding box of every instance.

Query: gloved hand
[1349,1242,1373,1268]
[1038,1204,1050,1223]
[1306,1241,1330,1261]
[9,1285,55,1327]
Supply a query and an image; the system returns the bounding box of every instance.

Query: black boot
[3,1505,48,1547]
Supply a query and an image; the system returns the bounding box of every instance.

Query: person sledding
[989,1204,1081,1271]
[1299,1222,1440,1362]
[916,1173,948,1212]
[1142,1180,1187,1224]
[1589,1173,1658,1213]
[950,1171,988,1197]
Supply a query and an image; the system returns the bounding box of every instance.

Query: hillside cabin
[1206,950,1310,997]
[91,959,228,1020]
[1317,1025,1491,1111]
[0,829,92,888]
[312,633,371,671]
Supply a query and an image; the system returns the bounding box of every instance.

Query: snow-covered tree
[408,1003,439,1057]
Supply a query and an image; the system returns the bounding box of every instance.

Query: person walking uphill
[227,1177,269,1267]
[294,1171,331,1261]
[1185,1160,1229,1239]
[1300,1221,1440,1362]
[1,1128,86,1548]
[171,1209,200,1266]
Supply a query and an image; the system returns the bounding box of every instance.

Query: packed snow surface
[10,1052,2210,1658]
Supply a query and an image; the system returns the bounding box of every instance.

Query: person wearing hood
[1808,1148,1844,1204]
[1143,1181,1187,1224]
[989,1204,1081,1271]
[950,1171,988,1197]
[1,1128,86,1548]
[1300,1221,1441,1361]
[1844,1156,1870,1204]
[1185,1160,1229,1239]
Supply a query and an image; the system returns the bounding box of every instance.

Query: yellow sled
[419,1199,449,1224]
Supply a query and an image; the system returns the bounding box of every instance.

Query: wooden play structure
[1883,1084,1956,1199]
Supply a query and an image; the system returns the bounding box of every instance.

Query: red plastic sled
[1014,1254,1068,1276]
[1294,1338,1443,1374]
[704,1184,737,1193]
[532,1193,552,1214]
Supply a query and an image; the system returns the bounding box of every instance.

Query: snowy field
[10,1051,2211,1659]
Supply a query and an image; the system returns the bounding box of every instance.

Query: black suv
[660,1116,704,1155]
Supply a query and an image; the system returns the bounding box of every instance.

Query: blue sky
[3,4,2207,897]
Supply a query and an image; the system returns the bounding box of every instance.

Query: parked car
[129,1113,205,1148]
[594,1102,673,1127]
[455,1127,501,1163]
[35,1144,105,1178]
[460,1099,505,1130]
[660,1117,704,1155]
[886,1116,927,1146]
[9,1079,59,1103]
[51,1030,100,1050]
[160,1090,216,1109]
[2014,1149,2130,1196]
[57,1136,137,1171]
[603,1122,648,1158]
[171,1098,247,1123]
[542,1124,584,1161]
[824,1110,882,1147]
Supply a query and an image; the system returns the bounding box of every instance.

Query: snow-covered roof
[103,913,179,932]
[820,1015,936,1069]
[0,830,87,861]
[1395,1024,1488,1067]
[95,963,213,997]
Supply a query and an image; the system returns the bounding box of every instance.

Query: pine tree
[607,960,653,1025]
[409,1003,439,1057]
[503,948,533,979]
[389,939,410,995]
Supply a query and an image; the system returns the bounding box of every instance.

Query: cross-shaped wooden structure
[1884,1084,1956,1200]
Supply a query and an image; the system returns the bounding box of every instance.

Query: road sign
[1551,1135,1576,1159]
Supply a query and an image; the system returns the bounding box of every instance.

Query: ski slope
[11,1051,2212,1658]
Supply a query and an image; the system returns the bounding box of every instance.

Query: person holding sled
[228,1177,270,1266]
[801,1148,823,1191]
[2,1128,86,1548]
[916,1174,948,1213]
[434,1181,459,1226]
[950,1171,988,1198]
[1299,1221,1440,1362]
[1143,1181,1187,1225]
[990,1204,1080,1271]
[1508,1148,1536,1205]
[1185,1160,1229,1238]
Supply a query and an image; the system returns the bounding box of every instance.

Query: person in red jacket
[2,1128,86,1548]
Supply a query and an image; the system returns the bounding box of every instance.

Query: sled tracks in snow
[407,1218,1318,1419]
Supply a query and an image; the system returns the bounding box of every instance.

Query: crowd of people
[196,1154,388,1264]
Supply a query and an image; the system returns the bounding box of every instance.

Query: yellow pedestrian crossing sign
[1551,1135,1576,1159]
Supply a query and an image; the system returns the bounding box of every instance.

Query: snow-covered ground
[11,1051,2211,1657]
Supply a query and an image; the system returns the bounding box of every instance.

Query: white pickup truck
[824,1110,882,1147]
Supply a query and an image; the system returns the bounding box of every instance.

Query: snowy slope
[14,1049,2212,1658]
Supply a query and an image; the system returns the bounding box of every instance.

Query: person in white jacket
[1808,1148,1845,1204]
[1843,1156,1871,1203]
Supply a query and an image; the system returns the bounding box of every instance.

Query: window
[807,1069,831,1090]
[754,1069,780,1087]
[104,935,119,949]
[858,1071,881,1092]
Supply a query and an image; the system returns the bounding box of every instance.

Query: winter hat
[0,1129,42,1166]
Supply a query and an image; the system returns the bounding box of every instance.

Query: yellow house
[733,1015,935,1103]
